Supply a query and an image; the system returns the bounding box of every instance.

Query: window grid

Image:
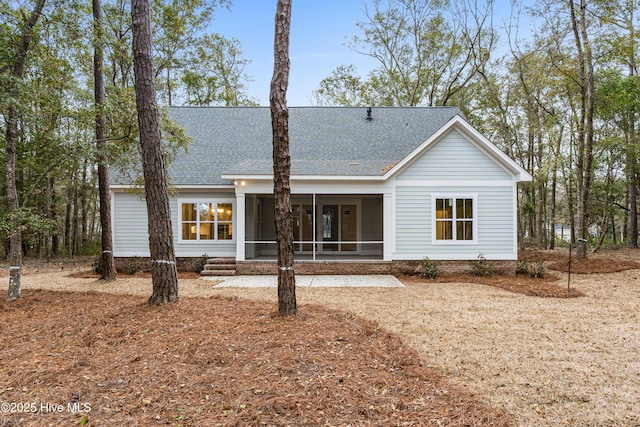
[181,202,233,241]
[435,197,474,242]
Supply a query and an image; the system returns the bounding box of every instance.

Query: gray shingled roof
[148,106,463,186]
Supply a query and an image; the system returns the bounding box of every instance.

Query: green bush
[419,257,439,279]
[92,255,103,275]
[516,260,546,278]
[194,253,209,273]
[123,256,144,275]
[516,260,529,275]
[472,253,495,277]
[528,261,545,278]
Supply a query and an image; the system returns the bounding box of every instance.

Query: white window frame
[431,193,478,245]
[178,198,235,243]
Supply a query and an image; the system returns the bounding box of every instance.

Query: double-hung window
[433,195,476,243]
[180,201,233,241]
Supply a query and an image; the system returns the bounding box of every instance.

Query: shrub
[419,257,439,279]
[194,253,209,273]
[528,261,545,279]
[123,256,144,275]
[472,253,495,277]
[516,260,529,276]
[92,256,103,275]
[516,260,546,279]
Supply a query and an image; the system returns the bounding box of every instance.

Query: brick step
[206,257,236,264]
[201,257,236,277]
[203,264,237,270]
[200,269,236,277]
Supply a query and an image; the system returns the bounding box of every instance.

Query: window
[433,196,475,243]
[180,201,233,241]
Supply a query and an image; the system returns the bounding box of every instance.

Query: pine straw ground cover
[3,248,640,426]
[0,290,507,427]
[401,273,584,298]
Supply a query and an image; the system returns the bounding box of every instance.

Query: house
[111,106,532,275]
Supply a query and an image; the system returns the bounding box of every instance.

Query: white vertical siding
[397,129,512,181]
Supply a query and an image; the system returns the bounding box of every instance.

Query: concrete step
[200,269,236,276]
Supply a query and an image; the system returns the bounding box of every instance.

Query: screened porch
[243,194,384,261]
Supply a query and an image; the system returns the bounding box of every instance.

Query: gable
[395,128,513,181]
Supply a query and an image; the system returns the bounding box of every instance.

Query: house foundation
[114,257,516,276]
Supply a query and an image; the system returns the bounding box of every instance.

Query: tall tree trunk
[627,20,638,248]
[132,0,179,304]
[550,135,561,250]
[72,174,80,255]
[270,0,296,316]
[50,176,59,257]
[4,0,46,301]
[166,67,172,106]
[64,182,73,255]
[94,0,116,280]
[569,0,595,259]
[80,159,89,249]
[628,130,638,248]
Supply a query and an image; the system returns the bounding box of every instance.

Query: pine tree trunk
[94,0,116,280]
[627,53,638,248]
[628,137,638,248]
[4,0,46,301]
[50,177,59,257]
[270,0,296,316]
[550,148,558,250]
[80,159,89,249]
[6,101,22,300]
[132,0,179,304]
[569,0,595,260]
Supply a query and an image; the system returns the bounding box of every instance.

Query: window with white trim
[180,202,233,241]
[433,196,475,242]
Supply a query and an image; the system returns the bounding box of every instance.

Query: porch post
[383,193,393,261]
[236,193,246,261]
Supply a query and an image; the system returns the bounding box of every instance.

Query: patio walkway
[203,275,404,288]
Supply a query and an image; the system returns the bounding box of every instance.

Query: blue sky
[211,1,528,106]
[212,1,379,106]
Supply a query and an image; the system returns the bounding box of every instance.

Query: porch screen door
[293,204,314,252]
[322,205,338,251]
[341,204,357,251]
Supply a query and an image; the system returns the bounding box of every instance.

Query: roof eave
[110,184,235,190]
[220,174,387,182]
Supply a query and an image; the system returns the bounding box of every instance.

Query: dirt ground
[1,248,639,426]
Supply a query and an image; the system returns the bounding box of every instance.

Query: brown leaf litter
[0,290,508,426]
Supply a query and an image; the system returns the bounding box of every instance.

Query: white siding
[113,191,236,258]
[394,185,515,259]
[397,129,512,181]
[112,192,150,256]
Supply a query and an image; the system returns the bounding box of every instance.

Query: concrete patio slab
[203,275,404,288]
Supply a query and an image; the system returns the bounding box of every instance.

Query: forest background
[1,0,638,261]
